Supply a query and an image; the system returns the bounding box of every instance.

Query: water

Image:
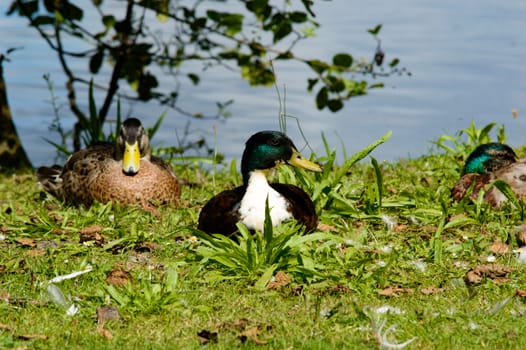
[1,0,526,167]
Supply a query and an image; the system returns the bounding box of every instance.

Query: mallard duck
[198,130,322,237]
[451,142,526,206]
[37,118,180,212]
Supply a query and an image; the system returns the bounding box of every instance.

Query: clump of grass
[193,201,341,289]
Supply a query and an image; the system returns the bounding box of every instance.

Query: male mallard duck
[37,118,180,212]
[198,130,322,237]
[451,142,526,206]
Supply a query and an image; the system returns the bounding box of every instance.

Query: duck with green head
[452,142,526,206]
[198,130,322,237]
[37,118,181,212]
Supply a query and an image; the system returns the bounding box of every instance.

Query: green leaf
[327,99,343,112]
[289,11,308,23]
[389,58,400,67]
[301,0,315,17]
[332,53,353,68]
[334,131,392,184]
[245,0,271,20]
[315,87,328,109]
[187,73,200,85]
[263,198,273,244]
[32,15,55,26]
[254,264,278,291]
[59,1,83,21]
[307,78,318,92]
[102,15,115,28]
[307,59,329,74]
[443,216,478,230]
[206,10,243,35]
[367,24,382,36]
[89,48,104,74]
[369,83,385,89]
[371,157,383,207]
[273,21,292,42]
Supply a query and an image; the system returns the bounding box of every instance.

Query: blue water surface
[1,0,525,167]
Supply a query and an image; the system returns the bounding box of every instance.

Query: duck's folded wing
[198,186,245,236]
[270,183,318,232]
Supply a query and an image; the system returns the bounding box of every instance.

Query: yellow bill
[288,149,322,172]
[122,141,141,174]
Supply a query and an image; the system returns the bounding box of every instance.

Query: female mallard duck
[451,142,526,206]
[37,118,180,212]
[198,130,322,237]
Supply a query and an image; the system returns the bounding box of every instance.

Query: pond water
[1,0,526,167]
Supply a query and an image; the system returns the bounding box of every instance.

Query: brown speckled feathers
[37,118,180,212]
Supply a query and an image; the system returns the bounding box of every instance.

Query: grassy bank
[1,126,526,349]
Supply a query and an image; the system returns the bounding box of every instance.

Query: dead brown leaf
[96,327,114,340]
[135,242,163,252]
[16,238,36,247]
[0,322,12,330]
[319,284,351,295]
[229,318,250,331]
[516,289,526,297]
[23,249,44,257]
[237,326,267,345]
[44,202,61,212]
[79,225,105,246]
[420,287,444,295]
[197,329,218,344]
[516,228,526,247]
[95,306,120,340]
[266,271,292,290]
[317,223,337,232]
[105,269,132,287]
[79,232,105,246]
[489,241,509,255]
[52,228,70,235]
[16,334,48,340]
[97,306,120,325]
[465,264,513,285]
[379,286,414,297]
[386,185,398,194]
[80,225,104,235]
[394,224,408,232]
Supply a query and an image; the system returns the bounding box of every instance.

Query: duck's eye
[520,174,526,182]
[268,139,281,146]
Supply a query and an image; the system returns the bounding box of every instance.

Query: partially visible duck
[198,130,321,237]
[37,118,180,212]
[451,142,526,206]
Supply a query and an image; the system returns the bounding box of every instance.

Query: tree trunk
[0,54,32,171]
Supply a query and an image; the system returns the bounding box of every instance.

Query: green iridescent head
[240,131,321,184]
[463,142,518,175]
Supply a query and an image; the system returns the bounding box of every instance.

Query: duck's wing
[58,144,115,206]
[271,183,318,232]
[197,186,245,237]
[150,155,178,178]
[451,173,492,202]
[494,162,526,200]
[36,165,64,199]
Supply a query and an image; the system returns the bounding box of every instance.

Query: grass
[2,125,526,349]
